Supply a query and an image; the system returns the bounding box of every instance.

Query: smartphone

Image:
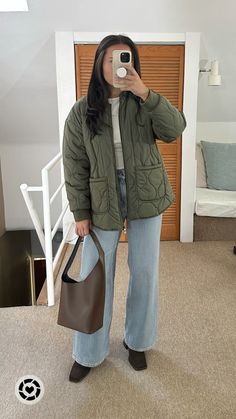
[112,50,132,88]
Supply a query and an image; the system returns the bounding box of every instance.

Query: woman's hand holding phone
[115,64,149,102]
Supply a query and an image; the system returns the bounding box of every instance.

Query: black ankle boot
[69,361,91,382]
[123,340,147,370]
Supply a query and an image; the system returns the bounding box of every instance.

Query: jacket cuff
[73,209,91,222]
[139,89,161,112]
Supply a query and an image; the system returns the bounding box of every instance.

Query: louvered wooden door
[74,44,184,240]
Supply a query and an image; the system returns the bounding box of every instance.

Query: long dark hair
[86,34,142,137]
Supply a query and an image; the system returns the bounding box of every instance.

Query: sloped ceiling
[0,0,235,144]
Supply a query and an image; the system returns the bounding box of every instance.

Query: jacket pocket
[89,177,109,214]
[135,164,165,201]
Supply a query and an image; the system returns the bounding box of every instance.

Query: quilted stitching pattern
[135,164,165,201]
[63,90,186,230]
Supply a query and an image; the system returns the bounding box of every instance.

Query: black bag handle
[62,229,104,283]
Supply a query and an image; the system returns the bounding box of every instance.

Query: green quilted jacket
[63,89,186,231]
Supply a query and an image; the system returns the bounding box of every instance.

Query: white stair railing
[20,152,70,306]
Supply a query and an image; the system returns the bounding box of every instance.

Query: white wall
[0,143,60,229]
[196,123,236,142]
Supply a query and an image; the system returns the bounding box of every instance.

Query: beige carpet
[0,241,236,419]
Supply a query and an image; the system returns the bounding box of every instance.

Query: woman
[63,34,186,382]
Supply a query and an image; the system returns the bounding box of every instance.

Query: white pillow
[196,143,207,188]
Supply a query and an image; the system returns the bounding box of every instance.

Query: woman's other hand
[75,219,92,237]
[115,64,149,101]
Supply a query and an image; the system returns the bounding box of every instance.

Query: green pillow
[201,141,236,191]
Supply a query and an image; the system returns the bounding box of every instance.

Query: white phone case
[112,50,132,88]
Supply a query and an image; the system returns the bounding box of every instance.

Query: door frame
[55,31,200,242]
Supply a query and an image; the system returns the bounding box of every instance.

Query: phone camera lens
[120,52,130,63]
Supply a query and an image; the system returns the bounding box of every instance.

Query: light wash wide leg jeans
[72,168,162,367]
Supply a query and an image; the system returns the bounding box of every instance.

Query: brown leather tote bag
[57,229,105,333]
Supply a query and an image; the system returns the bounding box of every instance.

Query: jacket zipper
[108,104,125,230]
